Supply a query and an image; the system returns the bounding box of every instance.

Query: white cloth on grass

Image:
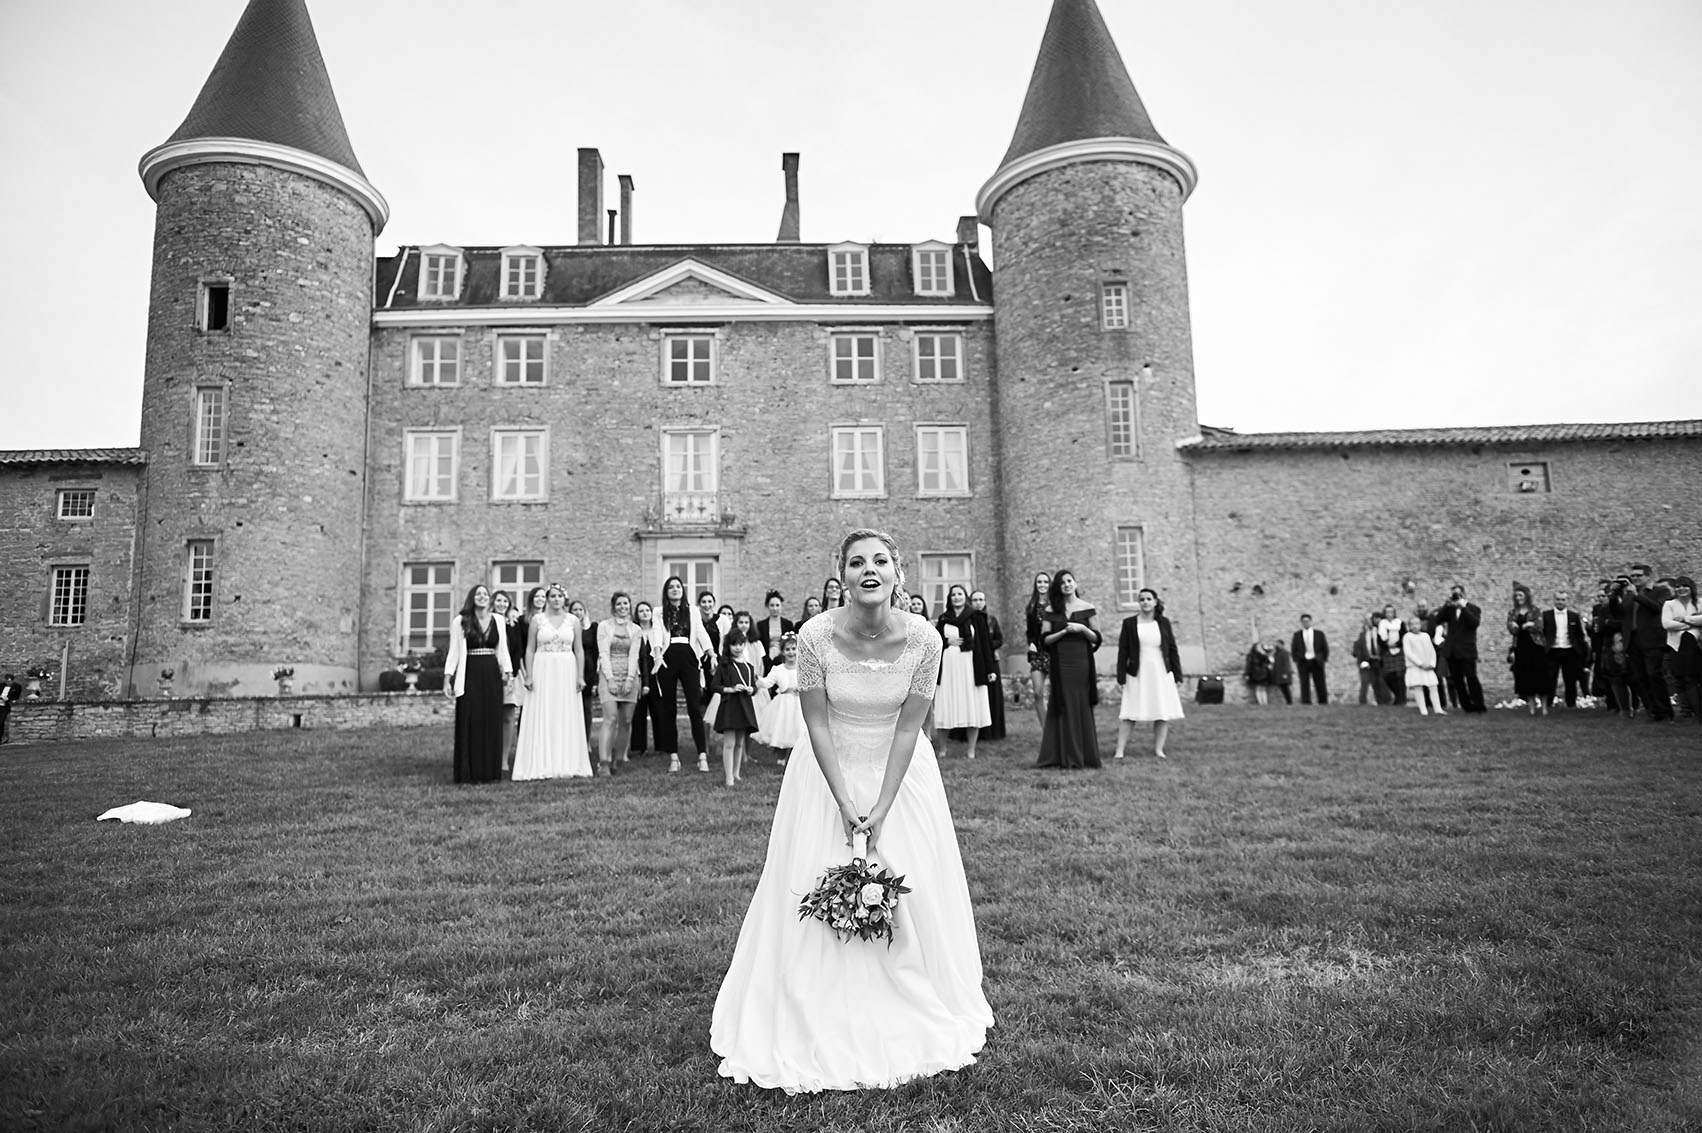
[97,801,192,824]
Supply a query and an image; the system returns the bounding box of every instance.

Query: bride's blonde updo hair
[836,528,910,610]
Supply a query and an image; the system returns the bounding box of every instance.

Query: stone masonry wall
[358,319,1005,685]
[989,160,1205,655]
[132,163,374,698]
[1185,437,1702,700]
[1,691,448,745]
[0,462,142,699]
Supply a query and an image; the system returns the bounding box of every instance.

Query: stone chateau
[2,0,1698,702]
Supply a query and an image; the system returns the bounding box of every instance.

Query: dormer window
[419,245,463,301]
[829,243,870,297]
[912,242,954,297]
[500,246,544,300]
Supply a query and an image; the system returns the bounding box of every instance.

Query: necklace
[854,618,889,639]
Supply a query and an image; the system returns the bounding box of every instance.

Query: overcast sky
[2,0,1698,450]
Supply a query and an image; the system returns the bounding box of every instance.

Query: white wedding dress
[711,612,993,1093]
[512,615,591,780]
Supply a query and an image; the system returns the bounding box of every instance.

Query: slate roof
[162,0,365,176]
[376,244,995,310]
[0,448,148,465]
[1179,421,1702,453]
[999,0,1167,169]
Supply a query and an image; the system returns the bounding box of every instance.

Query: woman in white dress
[712,529,993,1093]
[1113,587,1185,760]
[513,584,592,780]
[932,584,991,759]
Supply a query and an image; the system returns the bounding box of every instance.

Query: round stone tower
[979,0,1203,652]
[131,0,387,697]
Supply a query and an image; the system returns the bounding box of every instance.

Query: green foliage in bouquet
[797,846,912,946]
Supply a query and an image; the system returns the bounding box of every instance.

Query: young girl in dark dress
[715,627,760,787]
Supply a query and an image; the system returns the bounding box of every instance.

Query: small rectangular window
[490,561,543,613]
[664,334,715,384]
[1107,381,1138,458]
[400,561,455,652]
[410,336,461,386]
[830,334,879,383]
[199,282,230,332]
[502,253,542,299]
[1509,461,1551,493]
[193,386,226,466]
[50,565,90,626]
[916,426,970,497]
[495,334,547,385]
[185,540,215,622]
[661,557,719,604]
[420,253,461,299]
[1101,283,1129,330]
[1114,526,1145,608]
[57,489,96,520]
[404,430,459,501]
[492,429,548,501]
[914,248,952,296]
[830,247,869,296]
[916,553,973,615]
[914,333,963,383]
[831,426,885,498]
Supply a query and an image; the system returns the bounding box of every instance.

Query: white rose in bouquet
[860,882,886,907]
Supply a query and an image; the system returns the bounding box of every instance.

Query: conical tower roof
[140,0,387,229]
[978,0,1196,217]
[1000,0,1167,166]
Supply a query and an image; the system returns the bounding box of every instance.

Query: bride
[711,529,993,1092]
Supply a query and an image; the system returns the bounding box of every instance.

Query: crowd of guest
[1245,566,1700,724]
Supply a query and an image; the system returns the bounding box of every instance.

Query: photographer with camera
[1435,584,1486,712]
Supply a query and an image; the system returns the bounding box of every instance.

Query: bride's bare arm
[801,687,863,842]
[855,691,931,850]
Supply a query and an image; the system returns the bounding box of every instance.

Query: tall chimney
[577,148,604,245]
[957,215,979,250]
[607,209,618,245]
[776,152,800,243]
[618,174,635,245]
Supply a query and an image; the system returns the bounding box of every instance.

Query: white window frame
[1114,526,1146,609]
[661,332,716,385]
[57,489,96,521]
[418,245,463,301]
[915,425,970,498]
[184,539,215,623]
[197,278,232,333]
[828,242,870,297]
[494,332,548,386]
[1107,380,1139,459]
[1101,281,1130,330]
[829,332,881,384]
[409,334,462,387]
[916,553,974,616]
[49,565,90,627]
[399,561,455,653]
[490,561,543,612]
[660,556,720,605]
[404,429,460,502]
[192,385,227,467]
[912,331,964,384]
[831,425,886,499]
[500,245,544,300]
[912,241,954,297]
[491,428,549,502]
[660,428,721,523]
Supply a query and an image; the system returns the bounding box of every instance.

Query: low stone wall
[1,692,450,745]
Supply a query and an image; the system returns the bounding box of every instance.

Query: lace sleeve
[798,619,827,692]
[908,618,943,700]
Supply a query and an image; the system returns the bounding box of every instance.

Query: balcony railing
[662,491,719,524]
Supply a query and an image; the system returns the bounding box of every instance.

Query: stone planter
[403,671,420,694]
[276,678,294,697]
[24,678,44,700]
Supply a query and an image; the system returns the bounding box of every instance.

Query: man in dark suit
[0,673,19,743]
[1622,566,1674,722]
[1540,590,1590,709]
[1291,614,1329,704]
[1352,614,1390,705]
[1436,585,1486,712]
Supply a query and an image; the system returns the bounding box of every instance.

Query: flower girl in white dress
[711,529,993,1093]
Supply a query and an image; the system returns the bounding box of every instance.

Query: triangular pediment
[591,259,794,307]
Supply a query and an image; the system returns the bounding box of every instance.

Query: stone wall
[357,318,1006,684]
[1184,436,1702,698]
[0,461,142,700]
[1,691,448,745]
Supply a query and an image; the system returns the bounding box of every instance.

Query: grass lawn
[2,702,1700,1132]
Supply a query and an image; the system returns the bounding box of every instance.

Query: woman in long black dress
[1035,569,1102,769]
[1507,583,1547,713]
[969,589,1006,741]
[444,584,513,783]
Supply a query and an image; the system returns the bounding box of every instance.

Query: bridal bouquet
[798,832,912,945]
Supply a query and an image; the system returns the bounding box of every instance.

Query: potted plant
[400,655,423,694]
[272,666,295,695]
[24,666,53,700]
[158,668,175,699]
